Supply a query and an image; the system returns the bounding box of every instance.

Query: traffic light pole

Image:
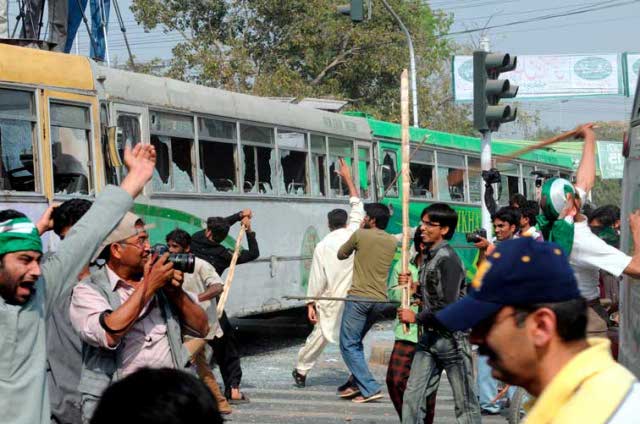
[480,130,492,234]
[479,37,492,234]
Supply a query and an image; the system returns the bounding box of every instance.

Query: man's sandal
[338,387,361,398]
[352,392,383,403]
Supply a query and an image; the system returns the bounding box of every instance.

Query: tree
[129,0,472,133]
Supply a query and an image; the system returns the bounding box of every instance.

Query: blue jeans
[65,0,111,60]
[339,295,386,397]
[402,330,481,424]
[477,354,516,412]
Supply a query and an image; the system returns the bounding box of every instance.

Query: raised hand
[336,158,352,181]
[36,203,58,235]
[241,216,252,232]
[574,123,596,140]
[120,144,157,199]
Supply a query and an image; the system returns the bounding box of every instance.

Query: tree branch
[310,36,358,86]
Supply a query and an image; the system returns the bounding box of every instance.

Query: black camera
[531,170,553,188]
[466,228,487,243]
[481,168,501,185]
[149,244,196,273]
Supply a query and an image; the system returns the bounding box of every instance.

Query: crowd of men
[1,122,640,424]
[0,144,260,423]
[293,123,640,424]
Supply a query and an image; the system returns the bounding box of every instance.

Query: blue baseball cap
[435,237,580,332]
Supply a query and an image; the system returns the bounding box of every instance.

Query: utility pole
[380,0,419,128]
[338,0,419,127]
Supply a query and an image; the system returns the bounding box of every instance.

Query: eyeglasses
[118,237,148,250]
[421,220,441,228]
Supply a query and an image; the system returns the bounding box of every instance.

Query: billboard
[596,141,624,179]
[452,54,625,102]
[625,53,640,97]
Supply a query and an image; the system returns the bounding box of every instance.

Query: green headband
[0,217,43,256]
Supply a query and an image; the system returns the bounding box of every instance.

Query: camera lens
[167,253,196,273]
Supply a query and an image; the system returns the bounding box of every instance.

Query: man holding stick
[292,158,364,387]
[398,204,481,424]
[190,209,259,403]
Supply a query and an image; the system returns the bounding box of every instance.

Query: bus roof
[360,116,575,169]
[0,43,94,91]
[92,63,372,140]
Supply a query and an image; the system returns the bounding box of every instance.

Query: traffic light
[473,51,518,132]
[338,0,365,22]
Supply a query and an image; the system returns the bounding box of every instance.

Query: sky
[435,0,640,137]
[7,0,640,139]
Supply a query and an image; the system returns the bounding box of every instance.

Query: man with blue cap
[435,237,640,424]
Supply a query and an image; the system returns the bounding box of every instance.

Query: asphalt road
[212,316,510,424]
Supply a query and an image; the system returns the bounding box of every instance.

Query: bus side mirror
[106,126,123,167]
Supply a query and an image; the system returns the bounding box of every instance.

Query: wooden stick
[216,225,246,316]
[400,69,411,334]
[451,128,586,184]
[496,128,581,164]
[491,384,512,404]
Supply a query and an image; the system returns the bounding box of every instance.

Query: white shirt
[307,197,364,343]
[570,220,631,300]
[182,256,223,340]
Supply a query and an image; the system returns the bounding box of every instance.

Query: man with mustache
[435,237,640,424]
[70,212,209,421]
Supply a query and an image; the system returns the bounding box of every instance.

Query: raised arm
[236,217,260,264]
[573,123,597,194]
[42,145,156,313]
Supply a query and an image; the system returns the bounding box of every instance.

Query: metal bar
[283,295,399,304]
[112,0,135,70]
[98,0,110,66]
[74,0,100,57]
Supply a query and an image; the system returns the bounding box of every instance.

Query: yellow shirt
[525,338,637,424]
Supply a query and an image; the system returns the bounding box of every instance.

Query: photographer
[70,213,209,422]
[166,229,231,415]
[474,207,521,265]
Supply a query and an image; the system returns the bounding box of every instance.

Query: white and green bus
[0,43,575,317]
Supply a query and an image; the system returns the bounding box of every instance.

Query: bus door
[620,83,640,378]
[41,89,99,199]
[356,142,374,202]
[107,103,148,185]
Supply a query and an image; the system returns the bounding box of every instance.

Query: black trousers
[209,311,242,391]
